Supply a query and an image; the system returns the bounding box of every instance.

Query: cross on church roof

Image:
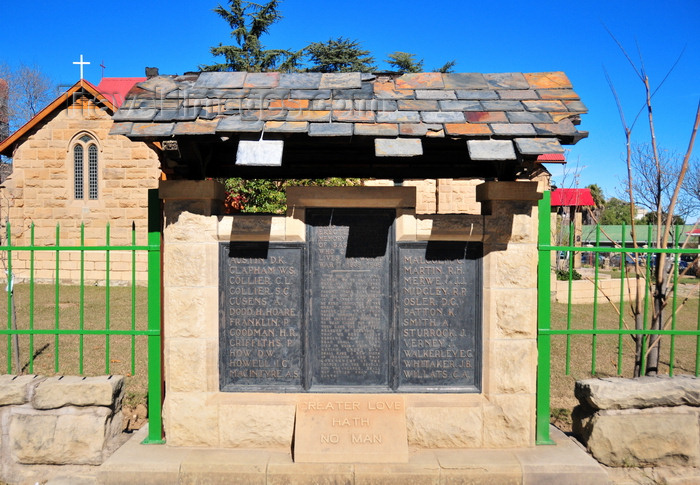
[73,54,90,80]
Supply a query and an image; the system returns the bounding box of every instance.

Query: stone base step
[98,425,610,485]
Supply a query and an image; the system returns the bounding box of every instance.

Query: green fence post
[536,191,555,445]
[143,188,164,445]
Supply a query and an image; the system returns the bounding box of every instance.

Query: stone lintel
[374,138,423,157]
[159,180,226,202]
[475,182,541,203]
[286,186,416,210]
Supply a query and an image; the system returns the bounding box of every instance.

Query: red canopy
[551,188,595,207]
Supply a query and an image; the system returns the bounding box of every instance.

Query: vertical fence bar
[29,224,35,374]
[5,222,12,373]
[131,221,137,375]
[669,225,681,376]
[696,292,700,376]
[641,225,653,374]
[617,223,626,375]
[54,224,60,373]
[79,224,85,375]
[591,225,600,375]
[105,224,111,375]
[536,191,554,445]
[144,188,164,444]
[565,221,574,375]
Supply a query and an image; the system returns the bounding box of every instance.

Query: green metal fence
[0,189,163,444]
[537,191,700,444]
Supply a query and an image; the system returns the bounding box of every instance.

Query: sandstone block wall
[1,95,160,284]
[573,376,700,467]
[160,180,541,450]
[0,374,124,478]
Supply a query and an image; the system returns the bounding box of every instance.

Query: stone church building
[0,78,162,283]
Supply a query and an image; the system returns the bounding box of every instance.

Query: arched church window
[72,134,99,200]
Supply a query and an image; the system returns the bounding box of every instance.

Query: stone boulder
[575,375,700,410]
[0,375,45,406]
[573,405,700,467]
[32,375,124,410]
[573,376,700,468]
[9,405,122,465]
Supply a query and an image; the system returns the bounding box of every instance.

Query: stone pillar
[476,181,541,447]
[159,179,226,446]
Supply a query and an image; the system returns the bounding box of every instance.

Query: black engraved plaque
[219,243,303,391]
[397,242,482,391]
[307,209,395,389]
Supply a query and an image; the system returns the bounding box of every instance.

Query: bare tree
[606,34,700,377]
[624,144,698,223]
[0,62,56,134]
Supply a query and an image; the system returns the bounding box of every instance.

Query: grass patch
[0,284,150,407]
[549,282,700,431]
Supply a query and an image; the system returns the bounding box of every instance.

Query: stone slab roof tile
[265,121,308,133]
[319,73,362,89]
[484,73,529,90]
[523,72,572,89]
[309,123,353,137]
[515,137,564,154]
[109,122,133,136]
[415,90,456,100]
[395,73,444,90]
[195,72,246,88]
[456,90,499,100]
[114,71,587,160]
[490,123,537,136]
[216,118,264,133]
[467,140,517,160]
[172,120,219,135]
[243,72,279,88]
[375,138,423,157]
[279,73,322,89]
[497,90,539,100]
[439,100,482,111]
[443,73,489,90]
[129,122,174,137]
[354,123,399,136]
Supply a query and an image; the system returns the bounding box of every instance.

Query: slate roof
[96,77,147,108]
[110,71,587,161]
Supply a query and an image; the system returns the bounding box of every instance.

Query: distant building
[0,78,161,283]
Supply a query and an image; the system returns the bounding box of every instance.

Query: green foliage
[433,59,457,73]
[586,183,605,207]
[305,37,376,73]
[201,0,302,72]
[555,268,582,281]
[599,197,633,225]
[385,52,423,73]
[641,211,685,225]
[224,178,362,213]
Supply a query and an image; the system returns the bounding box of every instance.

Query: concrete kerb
[94,425,610,484]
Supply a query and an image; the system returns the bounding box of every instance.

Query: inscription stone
[294,395,408,463]
[397,242,482,391]
[307,209,394,389]
[219,243,304,391]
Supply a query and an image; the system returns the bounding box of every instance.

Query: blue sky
[2,0,698,200]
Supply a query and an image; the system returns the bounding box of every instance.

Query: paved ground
[5,424,697,484]
[26,425,609,485]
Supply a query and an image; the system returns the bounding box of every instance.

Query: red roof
[551,188,595,207]
[96,77,146,108]
[537,153,566,162]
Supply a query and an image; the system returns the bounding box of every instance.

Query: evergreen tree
[201,0,302,72]
[385,52,423,73]
[305,38,376,73]
[434,60,457,73]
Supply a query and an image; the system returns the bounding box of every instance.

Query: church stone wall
[2,96,160,283]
